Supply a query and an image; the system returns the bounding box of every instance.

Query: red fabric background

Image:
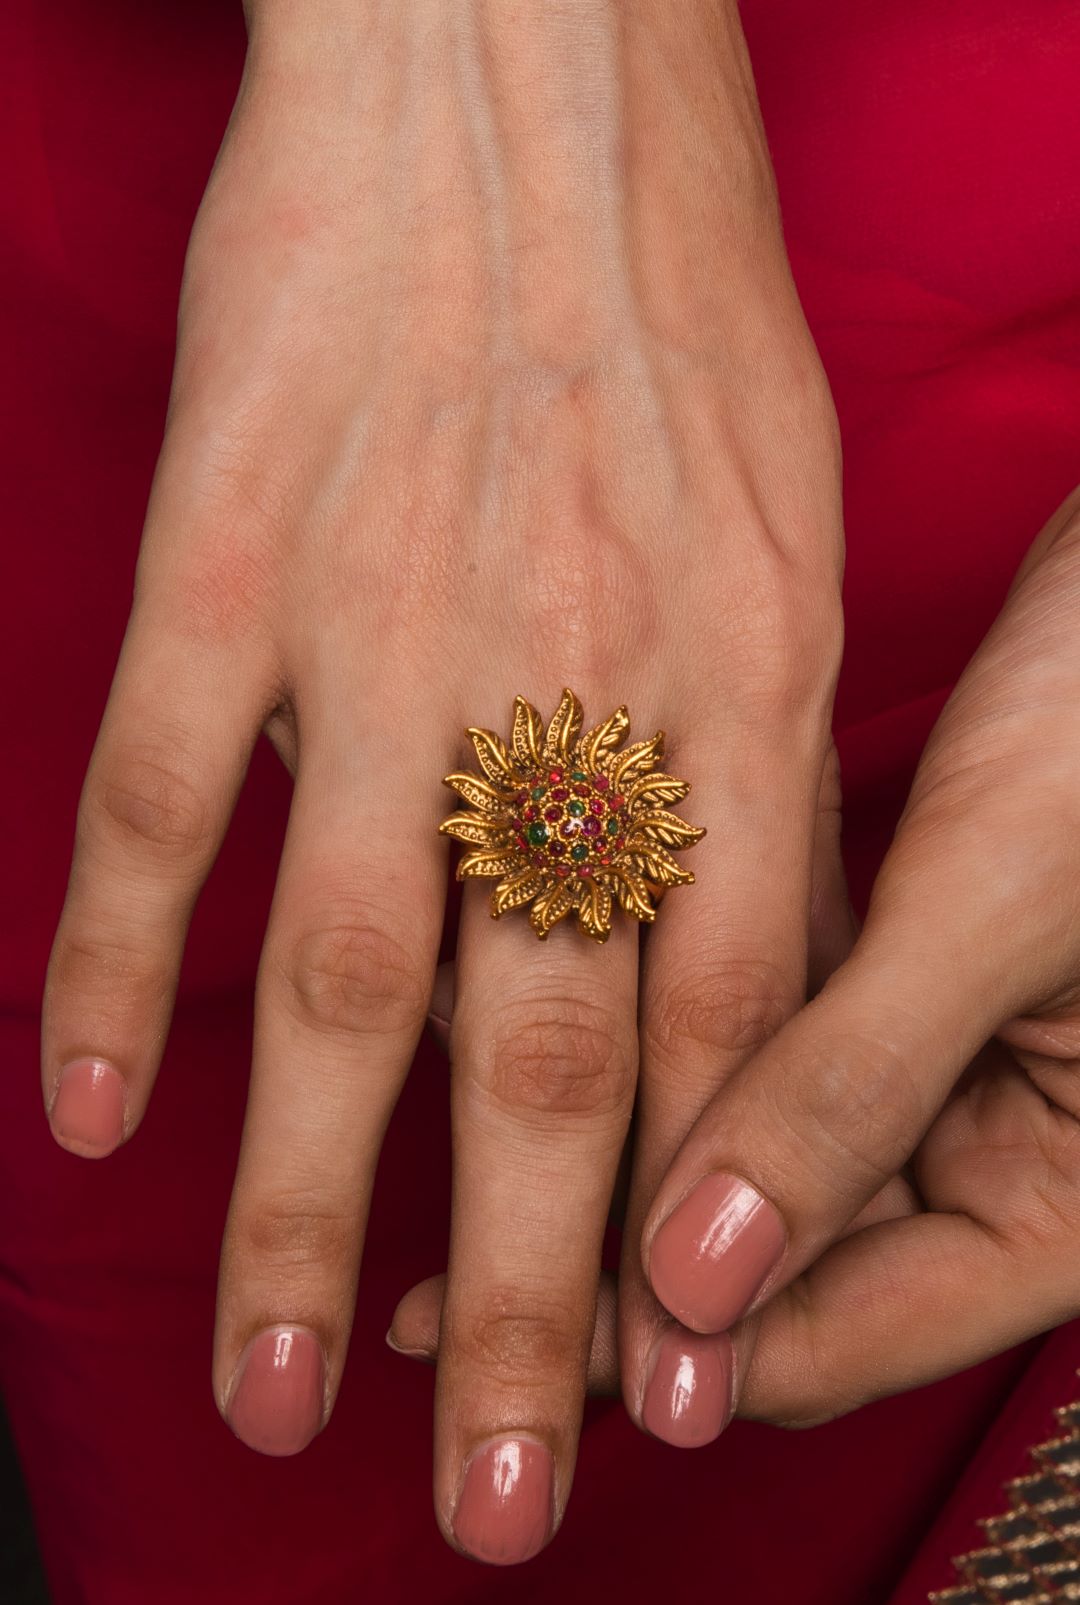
[3,2,1079,1601]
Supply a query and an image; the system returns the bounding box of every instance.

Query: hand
[393,488,1080,1431]
[40,0,844,1557]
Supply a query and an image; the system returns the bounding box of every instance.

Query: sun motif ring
[438,689,705,943]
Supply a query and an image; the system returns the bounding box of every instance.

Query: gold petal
[577,706,630,771]
[467,726,515,784]
[457,848,518,879]
[610,732,665,789]
[577,877,613,942]
[443,771,506,813]
[629,810,706,849]
[528,879,577,938]
[492,868,542,917]
[626,772,690,811]
[439,812,507,846]
[511,696,545,768]
[542,688,584,763]
[626,847,695,888]
[613,867,657,923]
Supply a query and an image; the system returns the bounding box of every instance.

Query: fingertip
[48,1057,127,1158]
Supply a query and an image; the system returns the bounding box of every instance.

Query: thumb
[639,840,1040,1335]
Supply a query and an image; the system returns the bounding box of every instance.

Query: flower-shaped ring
[438,689,705,943]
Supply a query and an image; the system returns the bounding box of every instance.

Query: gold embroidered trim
[930,1381,1080,1602]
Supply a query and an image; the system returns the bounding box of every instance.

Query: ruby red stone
[554,864,570,878]
[516,834,528,849]
[544,805,561,822]
[524,806,538,822]
[588,798,604,816]
[582,818,600,838]
[549,840,566,856]
[611,793,625,809]
[549,768,563,783]
[615,836,625,849]
[579,865,593,877]
[600,854,611,865]
[532,851,547,867]
[595,774,610,791]
[552,786,569,801]
[573,783,590,797]
[514,790,528,804]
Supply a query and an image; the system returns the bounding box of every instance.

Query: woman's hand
[40,0,844,1559]
[393,488,1080,1431]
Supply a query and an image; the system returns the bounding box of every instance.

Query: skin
[39,0,846,1562]
[395,487,1080,1431]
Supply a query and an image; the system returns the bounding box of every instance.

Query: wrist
[238,0,786,359]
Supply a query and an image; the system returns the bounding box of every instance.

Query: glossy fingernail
[641,1329,733,1448]
[649,1172,786,1332]
[385,1328,433,1363]
[226,1326,326,1457]
[453,1437,554,1565]
[50,1058,125,1156]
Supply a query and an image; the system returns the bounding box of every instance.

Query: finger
[426,959,454,1052]
[742,1057,1078,1426]
[41,596,268,1157]
[618,713,835,1447]
[806,741,857,996]
[389,1272,622,1395]
[214,710,444,1456]
[434,712,640,1563]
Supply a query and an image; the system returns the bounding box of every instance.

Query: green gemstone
[530,785,546,801]
[570,843,589,862]
[567,800,585,817]
[571,770,587,782]
[527,822,549,846]
[606,817,619,835]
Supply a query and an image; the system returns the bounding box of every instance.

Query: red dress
[3,2,1079,1600]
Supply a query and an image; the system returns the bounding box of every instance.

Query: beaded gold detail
[438,689,704,943]
[930,1384,1080,1602]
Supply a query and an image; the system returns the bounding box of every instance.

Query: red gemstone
[549,840,566,856]
[588,798,604,816]
[600,854,612,865]
[516,834,528,849]
[549,768,563,783]
[615,835,625,850]
[524,806,538,822]
[595,774,610,791]
[515,789,528,805]
[579,864,593,877]
[582,818,600,838]
[544,805,561,822]
[573,783,590,797]
[532,851,547,867]
[554,864,570,879]
[552,786,569,801]
[610,793,625,810]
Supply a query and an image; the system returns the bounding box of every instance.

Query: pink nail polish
[641,1330,733,1448]
[649,1172,786,1333]
[226,1327,326,1457]
[453,1437,554,1565]
[50,1058,125,1156]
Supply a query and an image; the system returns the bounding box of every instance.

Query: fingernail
[50,1058,125,1156]
[226,1326,326,1457]
[641,1329,733,1448]
[649,1172,786,1332]
[452,1436,554,1565]
[385,1328,433,1363]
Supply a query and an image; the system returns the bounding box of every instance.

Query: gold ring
[439,689,704,942]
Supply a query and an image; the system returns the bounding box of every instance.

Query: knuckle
[771,1029,924,1194]
[644,958,793,1066]
[479,997,635,1121]
[522,514,659,682]
[50,926,169,1006]
[282,914,427,1041]
[456,1293,581,1385]
[87,746,210,861]
[233,1191,353,1276]
[715,555,842,724]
